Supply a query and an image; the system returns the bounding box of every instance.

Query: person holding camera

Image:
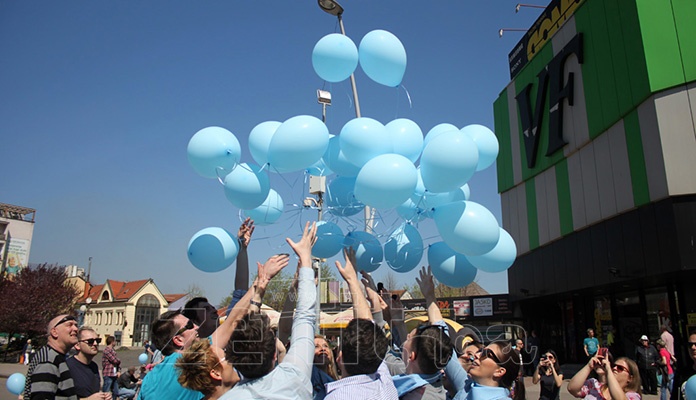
[533,350,563,400]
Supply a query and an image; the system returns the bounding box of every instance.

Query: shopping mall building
[494,0,696,362]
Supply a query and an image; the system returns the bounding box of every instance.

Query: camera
[540,355,547,361]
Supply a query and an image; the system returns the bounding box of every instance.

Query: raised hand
[335,246,358,283]
[416,266,436,301]
[360,270,378,292]
[257,254,290,284]
[286,221,317,266]
[238,217,255,248]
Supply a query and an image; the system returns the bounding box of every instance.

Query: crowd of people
[17,218,696,400]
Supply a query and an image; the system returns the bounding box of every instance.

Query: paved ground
[0,351,662,400]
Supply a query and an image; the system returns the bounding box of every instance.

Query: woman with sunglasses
[176,340,240,400]
[416,266,525,400]
[533,350,563,400]
[568,354,641,400]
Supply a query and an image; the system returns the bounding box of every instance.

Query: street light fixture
[516,3,546,12]
[318,0,343,16]
[499,28,528,38]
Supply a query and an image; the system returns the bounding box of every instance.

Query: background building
[0,202,35,280]
[494,0,696,363]
[75,277,186,347]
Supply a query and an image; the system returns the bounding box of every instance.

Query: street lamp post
[317,0,374,234]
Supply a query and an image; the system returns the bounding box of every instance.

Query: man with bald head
[24,314,80,399]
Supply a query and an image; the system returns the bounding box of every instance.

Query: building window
[133,294,161,346]
[101,291,110,301]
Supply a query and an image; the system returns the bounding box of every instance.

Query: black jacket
[635,344,659,370]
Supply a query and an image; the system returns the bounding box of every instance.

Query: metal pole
[337,14,373,233]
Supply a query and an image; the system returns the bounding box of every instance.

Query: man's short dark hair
[341,318,389,376]
[226,312,276,379]
[106,335,115,346]
[413,325,453,374]
[151,310,183,356]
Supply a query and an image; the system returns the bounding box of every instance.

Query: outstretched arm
[416,266,443,324]
[211,254,289,348]
[234,217,254,290]
[283,222,318,380]
[336,247,371,320]
[567,356,599,397]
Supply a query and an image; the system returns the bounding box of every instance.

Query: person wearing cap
[635,334,659,395]
[24,314,80,399]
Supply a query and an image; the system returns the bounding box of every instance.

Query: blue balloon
[187,227,239,273]
[423,123,458,148]
[358,30,407,87]
[414,184,470,219]
[386,119,423,163]
[312,33,359,83]
[6,373,26,395]
[187,126,241,179]
[461,124,499,171]
[223,163,271,210]
[313,221,344,258]
[428,242,478,288]
[343,231,383,273]
[138,353,149,364]
[466,228,517,273]
[685,376,696,400]
[268,115,329,173]
[323,135,360,177]
[433,201,501,256]
[248,121,281,167]
[326,176,364,217]
[385,224,423,273]
[450,184,471,202]
[355,154,417,210]
[242,189,284,226]
[306,158,333,177]
[397,197,426,223]
[340,117,391,168]
[420,130,479,193]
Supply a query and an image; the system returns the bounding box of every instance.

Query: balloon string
[400,84,413,109]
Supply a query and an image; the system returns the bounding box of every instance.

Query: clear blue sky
[0,1,542,305]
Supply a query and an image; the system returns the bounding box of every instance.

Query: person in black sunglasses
[66,327,112,399]
[24,314,80,399]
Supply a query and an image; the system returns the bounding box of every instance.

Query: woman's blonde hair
[315,334,339,380]
[616,357,642,393]
[176,340,220,395]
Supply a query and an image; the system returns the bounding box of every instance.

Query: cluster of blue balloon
[184,28,518,288]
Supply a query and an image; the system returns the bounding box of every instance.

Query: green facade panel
[623,110,651,207]
[618,0,652,108]
[603,0,635,119]
[525,179,540,250]
[494,92,514,193]
[573,3,605,140]
[672,0,696,82]
[636,0,685,91]
[555,159,574,235]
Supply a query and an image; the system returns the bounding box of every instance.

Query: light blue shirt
[137,353,201,400]
[219,266,317,400]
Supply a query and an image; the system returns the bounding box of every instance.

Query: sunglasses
[478,348,501,364]
[176,319,195,336]
[53,315,77,329]
[688,342,696,348]
[613,364,630,374]
[80,338,102,346]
